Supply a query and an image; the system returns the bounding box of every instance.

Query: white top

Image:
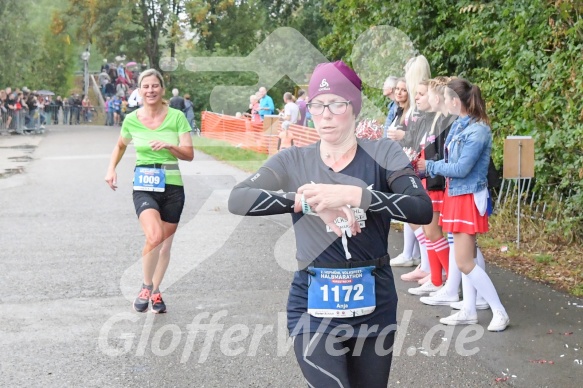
[473,188,489,216]
[283,102,300,124]
[127,89,142,108]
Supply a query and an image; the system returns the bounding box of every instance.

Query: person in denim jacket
[382,76,398,138]
[419,78,510,332]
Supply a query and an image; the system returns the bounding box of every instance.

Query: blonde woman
[389,56,432,274]
[105,69,194,313]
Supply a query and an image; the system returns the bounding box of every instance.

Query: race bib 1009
[133,167,166,192]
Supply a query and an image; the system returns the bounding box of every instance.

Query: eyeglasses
[307,101,351,115]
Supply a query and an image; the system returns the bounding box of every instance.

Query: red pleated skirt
[428,190,445,213]
[439,189,489,234]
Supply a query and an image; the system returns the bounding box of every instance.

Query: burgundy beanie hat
[308,61,362,117]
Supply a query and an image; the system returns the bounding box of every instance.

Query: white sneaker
[420,287,459,306]
[440,310,478,326]
[390,253,415,267]
[487,310,510,332]
[450,299,490,310]
[411,256,421,266]
[408,281,442,296]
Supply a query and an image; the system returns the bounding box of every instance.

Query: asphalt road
[0,126,581,387]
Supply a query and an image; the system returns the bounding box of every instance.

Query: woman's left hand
[149,140,169,151]
[298,183,361,213]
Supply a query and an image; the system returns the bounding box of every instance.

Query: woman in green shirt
[105,69,194,313]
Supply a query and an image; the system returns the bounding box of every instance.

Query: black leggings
[293,331,395,388]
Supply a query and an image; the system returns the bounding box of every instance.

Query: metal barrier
[200,111,319,155]
[0,104,93,134]
[494,178,571,221]
[0,108,45,135]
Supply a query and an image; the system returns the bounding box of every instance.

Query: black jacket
[399,111,437,152]
[423,114,456,191]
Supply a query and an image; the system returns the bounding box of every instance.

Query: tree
[0,0,35,87]
[185,0,268,55]
[0,0,75,93]
[64,0,197,70]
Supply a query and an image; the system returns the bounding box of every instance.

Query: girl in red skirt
[419,78,510,332]
[406,78,456,296]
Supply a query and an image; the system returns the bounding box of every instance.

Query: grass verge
[192,136,269,173]
[479,205,583,297]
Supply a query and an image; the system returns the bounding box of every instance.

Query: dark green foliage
[0,0,76,94]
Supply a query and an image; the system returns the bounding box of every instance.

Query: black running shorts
[132,184,185,224]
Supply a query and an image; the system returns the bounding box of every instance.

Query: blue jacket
[426,116,491,196]
[383,101,398,137]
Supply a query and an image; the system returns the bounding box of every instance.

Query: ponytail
[468,85,489,125]
[447,78,489,124]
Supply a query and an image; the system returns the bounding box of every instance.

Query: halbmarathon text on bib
[133,167,166,192]
[307,266,376,318]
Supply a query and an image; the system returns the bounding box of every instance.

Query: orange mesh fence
[287,123,320,147]
[201,111,319,155]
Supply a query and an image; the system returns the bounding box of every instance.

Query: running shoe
[440,309,478,326]
[420,287,459,306]
[390,253,416,267]
[133,285,152,313]
[450,299,490,310]
[487,310,510,332]
[151,291,167,314]
[408,281,442,296]
[401,265,429,282]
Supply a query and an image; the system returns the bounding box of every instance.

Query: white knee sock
[461,274,477,316]
[412,237,420,259]
[414,228,430,272]
[475,248,486,303]
[476,246,486,270]
[465,265,506,313]
[443,233,460,296]
[402,223,417,258]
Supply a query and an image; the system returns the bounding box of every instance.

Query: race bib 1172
[307,266,376,318]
